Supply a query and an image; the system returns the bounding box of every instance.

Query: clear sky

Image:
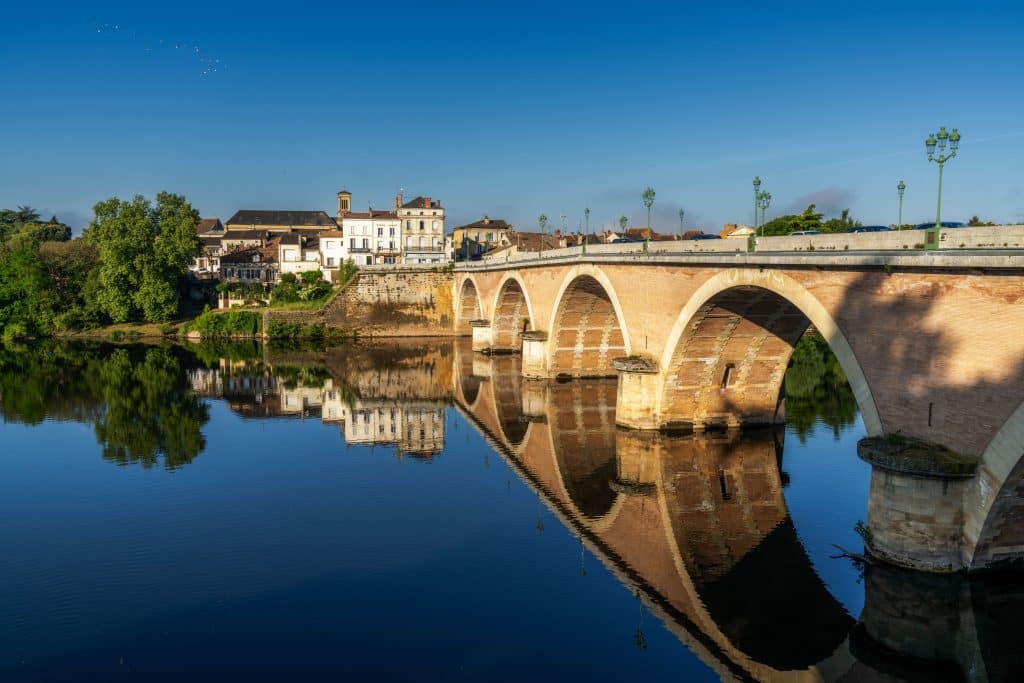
[3,1,1022,233]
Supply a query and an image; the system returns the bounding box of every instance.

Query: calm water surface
[0,339,1020,681]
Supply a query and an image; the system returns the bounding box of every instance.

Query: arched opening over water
[490,355,528,445]
[456,278,482,334]
[658,278,880,436]
[491,277,531,352]
[549,275,628,378]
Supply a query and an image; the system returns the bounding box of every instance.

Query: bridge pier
[469,319,492,353]
[611,356,662,430]
[520,379,548,422]
[521,331,548,379]
[858,437,979,573]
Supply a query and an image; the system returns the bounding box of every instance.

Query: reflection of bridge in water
[453,340,1024,681]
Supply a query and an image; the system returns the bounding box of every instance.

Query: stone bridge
[453,345,1024,680]
[452,247,1024,573]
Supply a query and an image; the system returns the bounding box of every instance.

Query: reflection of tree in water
[0,342,209,469]
[784,332,858,441]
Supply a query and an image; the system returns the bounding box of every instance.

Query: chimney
[424,197,432,208]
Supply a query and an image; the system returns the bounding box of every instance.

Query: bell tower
[337,189,352,221]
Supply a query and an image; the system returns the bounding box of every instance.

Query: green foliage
[271,270,331,305]
[279,272,298,285]
[784,331,857,442]
[0,240,59,337]
[337,258,359,286]
[759,204,824,236]
[186,309,262,337]
[967,215,996,226]
[300,269,322,285]
[0,342,209,469]
[822,208,862,233]
[85,192,202,323]
[265,320,348,339]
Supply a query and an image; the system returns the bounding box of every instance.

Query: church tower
[337,190,352,222]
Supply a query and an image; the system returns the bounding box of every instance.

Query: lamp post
[752,176,761,228]
[897,179,906,230]
[925,127,960,249]
[583,207,590,255]
[678,208,685,240]
[638,185,655,252]
[757,191,772,235]
[538,214,548,258]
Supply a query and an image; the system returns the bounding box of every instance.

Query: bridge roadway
[452,242,1024,573]
[452,346,1020,681]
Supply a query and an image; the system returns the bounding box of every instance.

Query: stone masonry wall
[282,267,456,337]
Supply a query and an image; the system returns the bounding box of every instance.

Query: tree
[641,187,656,230]
[968,215,996,226]
[822,208,862,233]
[0,240,57,337]
[619,215,628,233]
[759,204,824,236]
[86,193,201,323]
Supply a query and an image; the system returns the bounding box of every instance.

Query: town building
[452,216,512,261]
[341,208,402,265]
[317,229,347,281]
[397,194,446,264]
[278,233,322,278]
[721,224,756,239]
[219,244,278,284]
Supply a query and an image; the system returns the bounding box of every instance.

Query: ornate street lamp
[752,176,761,228]
[757,190,772,235]
[897,179,906,230]
[583,207,590,255]
[538,214,548,257]
[924,127,960,249]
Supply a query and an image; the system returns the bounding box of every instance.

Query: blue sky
[2,1,1022,233]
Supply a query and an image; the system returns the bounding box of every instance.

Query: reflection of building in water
[189,365,445,457]
[334,399,445,458]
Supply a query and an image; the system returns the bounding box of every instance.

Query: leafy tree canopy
[84,192,202,323]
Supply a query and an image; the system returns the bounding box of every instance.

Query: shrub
[300,269,322,285]
[186,309,262,337]
[279,272,298,285]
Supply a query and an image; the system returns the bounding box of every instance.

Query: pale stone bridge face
[452,251,1024,573]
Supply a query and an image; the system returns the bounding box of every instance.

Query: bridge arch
[967,399,1024,571]
[491,274,534,352]
[455,276,482,334]
[547,267,632,378]
[657,269,882,435]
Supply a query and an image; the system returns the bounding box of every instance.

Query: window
[350,238,356,249]
[389,227,395,236]
[432,220,438,230]
[362,238,369,249]
[406,220,411,230]
[327,257,335,267]
[419,220,424,231]
[721,363,736,388]
[378,227,383,236]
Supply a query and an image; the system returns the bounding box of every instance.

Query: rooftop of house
[511,231,561,252]
[318,229,344,239]
[220,245,278,265]
[343,209,399,220]
[454,216,512,231]
[225,210,338,228]
[197,218,223,234]
[400,196,441,210]
[221,229,269,241]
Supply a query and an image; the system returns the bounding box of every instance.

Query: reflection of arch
[491,276,533,352]
[456,277,482,334]
[968,399,1024,570]
[549,271,630,377]
[490,355,528,445]
[654,431,853,670]
[659,269,882,435]
[456,339,481,406]
[548,380,619,519]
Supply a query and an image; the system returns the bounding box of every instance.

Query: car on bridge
[850,225,891,233]
[687,233,721,240]
[789,230,823,236]
[913,221,966,229]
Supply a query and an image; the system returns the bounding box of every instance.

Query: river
[0,338,1019,681]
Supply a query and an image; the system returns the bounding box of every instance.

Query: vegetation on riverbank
[0,196,202,340]
[184,308,262,337]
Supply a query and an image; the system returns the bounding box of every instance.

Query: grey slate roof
[225,210,338,228]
